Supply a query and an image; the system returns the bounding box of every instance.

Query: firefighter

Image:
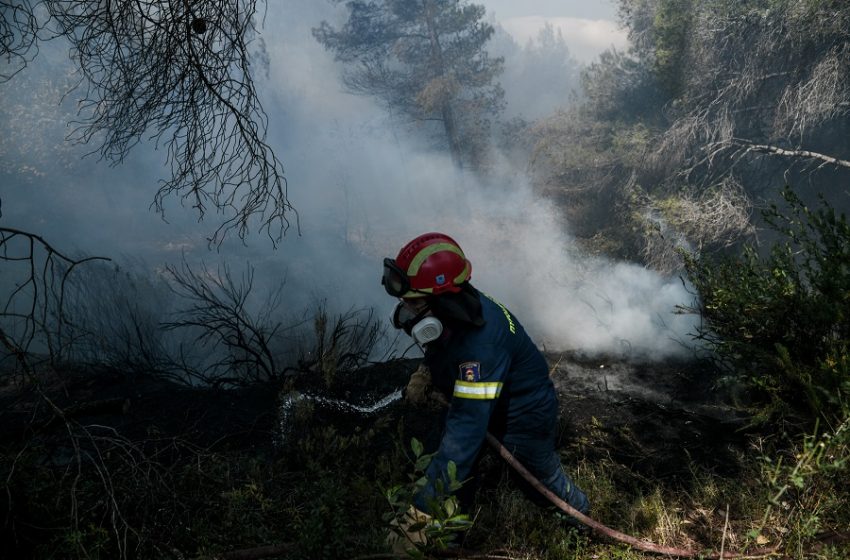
[382,232,589,550]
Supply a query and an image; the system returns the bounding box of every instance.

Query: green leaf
[443,497,456,517]
[747,529,761,540]
[446,460,457,482]
[415,454,432,472]
[411,437,423,459]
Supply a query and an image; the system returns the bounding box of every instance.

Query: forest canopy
[531,0,850,271]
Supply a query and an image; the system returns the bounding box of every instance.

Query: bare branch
[161,258,283,385]
[730,138,850,170]
[2,1,296,245]
[0,1,40,81]
[0,227,110,372]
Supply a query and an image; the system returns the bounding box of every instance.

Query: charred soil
[0,355,780,558]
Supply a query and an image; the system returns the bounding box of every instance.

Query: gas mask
[391,301,443,345]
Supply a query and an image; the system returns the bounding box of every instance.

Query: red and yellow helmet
[382,232,472,298]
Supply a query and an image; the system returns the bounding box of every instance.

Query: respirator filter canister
[391,302,443,345]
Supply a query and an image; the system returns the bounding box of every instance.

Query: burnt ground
[1,354,754,556]
[548,352,751,481]
[276,353,754,508]
[0,365,283,453]
[0,354,748,486]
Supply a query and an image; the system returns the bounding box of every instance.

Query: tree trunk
[422,0,463,169]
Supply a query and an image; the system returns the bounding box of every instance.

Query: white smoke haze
[499,16,629,63]
[1,1,699,362]
[482,0,626,63]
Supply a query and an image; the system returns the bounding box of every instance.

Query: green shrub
[753,416,850,552]
[383,438,473,557]
[683,186,849,428]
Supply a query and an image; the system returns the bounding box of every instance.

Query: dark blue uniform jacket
[413,291,556,512]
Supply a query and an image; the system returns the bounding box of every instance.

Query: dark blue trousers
[428,407,590,517]
[501,428,590,516]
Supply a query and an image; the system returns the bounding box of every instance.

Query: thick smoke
[259,2,701,359]
[1,1,700,362]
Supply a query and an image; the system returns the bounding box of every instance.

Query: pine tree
[314,0,503,169]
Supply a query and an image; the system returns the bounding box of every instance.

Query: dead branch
[0,226,110,372]
[730,138,850,170]
[162,258,284,386]
[2,1,295,245]
[635,176,755,273]
[298,303,385,385]
[0,1,39,81]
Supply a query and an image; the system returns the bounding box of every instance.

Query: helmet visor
[382,258,409,297]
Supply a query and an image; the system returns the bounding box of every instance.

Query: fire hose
[425,390,780,559]
[208,387,847,559]
[484,431,778,558]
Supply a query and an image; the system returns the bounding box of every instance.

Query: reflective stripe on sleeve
[453,381,503,400]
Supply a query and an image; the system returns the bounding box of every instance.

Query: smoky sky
[481,0,619,20]
[0,1,701,361]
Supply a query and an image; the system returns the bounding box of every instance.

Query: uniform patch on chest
[459,361,481,382]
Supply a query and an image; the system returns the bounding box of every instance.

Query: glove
[404,364,432,406]
[386,505,432,554]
